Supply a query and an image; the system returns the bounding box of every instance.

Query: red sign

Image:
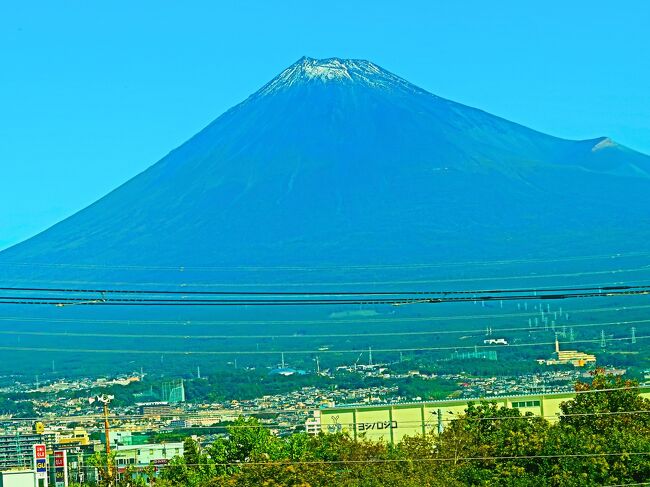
[54,451,65,467]
[35,444,46,459]
[54,450,68,486]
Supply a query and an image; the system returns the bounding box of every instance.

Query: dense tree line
[79,371,650,486]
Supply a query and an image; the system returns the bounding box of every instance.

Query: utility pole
[281,352,285,369]
[316,356,320,374]
[569,327,575,342]
[600,330,606,349]
[90,394,114,484]
[368,347,373,366]
[631,327,637,344]
[197,366,201,379]
[104,403,111,455]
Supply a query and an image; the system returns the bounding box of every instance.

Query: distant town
[2,344,648,484]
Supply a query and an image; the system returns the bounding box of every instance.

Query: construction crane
[353,352,364,371]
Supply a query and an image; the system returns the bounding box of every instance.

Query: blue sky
[1,1,649,250]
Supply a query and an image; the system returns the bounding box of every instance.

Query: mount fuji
[2,57,650,285]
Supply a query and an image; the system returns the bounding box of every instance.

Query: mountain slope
[2,57,650,282]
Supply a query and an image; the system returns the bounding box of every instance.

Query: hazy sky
[1,1,649,250]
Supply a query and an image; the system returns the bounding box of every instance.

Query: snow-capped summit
[256,56,424,96]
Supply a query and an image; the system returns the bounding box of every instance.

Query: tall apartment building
[0,432,56,470]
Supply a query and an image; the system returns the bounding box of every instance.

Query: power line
[7,409,649,426]
[0,318,649,340]
[602,483,650,487]
[0,335,645,355]
[0,250,647,272]
[2,283,647,296]
[4,267,650,289]
[63,452,650,469]
[1,287,649,306]
[2,302,648,327]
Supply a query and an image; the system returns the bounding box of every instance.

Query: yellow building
[318,387,650,444]
[58,427,90,446]
[538,337,597,367]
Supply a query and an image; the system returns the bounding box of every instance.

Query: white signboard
[33,443,48,486]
